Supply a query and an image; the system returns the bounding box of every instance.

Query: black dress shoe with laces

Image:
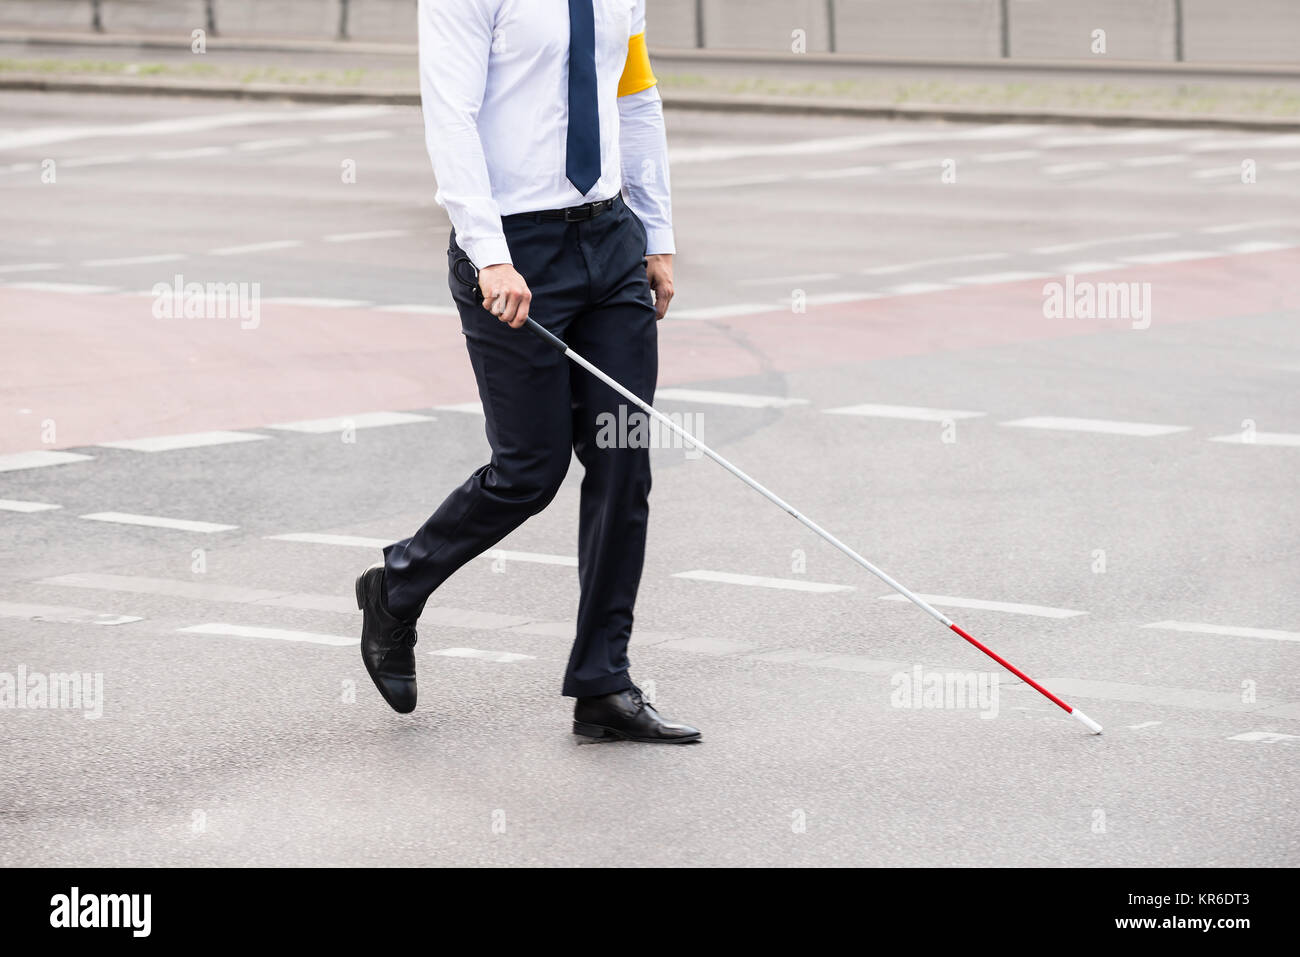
[573,686,701,743]
[355,562,418,714]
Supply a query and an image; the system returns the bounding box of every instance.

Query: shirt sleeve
[618,0,675,256]
[418,0,512,268]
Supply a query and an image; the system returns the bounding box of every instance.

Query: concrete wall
[1007,0,1175,61]
[834,1,1002,59]
[1182,0,1300,63]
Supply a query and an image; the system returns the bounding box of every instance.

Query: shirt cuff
[644,227,675,256]
[463,235,513,269]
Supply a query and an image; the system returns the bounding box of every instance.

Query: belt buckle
[564,204,591,222]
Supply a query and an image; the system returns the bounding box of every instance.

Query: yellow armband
[617,32,657,97]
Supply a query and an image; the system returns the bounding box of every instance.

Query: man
[354,0,700,743]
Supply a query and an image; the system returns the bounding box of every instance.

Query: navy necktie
[566,0,600,196]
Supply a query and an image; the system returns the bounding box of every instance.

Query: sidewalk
[2,29,1299,130]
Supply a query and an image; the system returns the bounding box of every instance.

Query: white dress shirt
[418,0,675,268]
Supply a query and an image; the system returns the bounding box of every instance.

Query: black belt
[507,196,617,224]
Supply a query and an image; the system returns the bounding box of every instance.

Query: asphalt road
[1,90,1298,866]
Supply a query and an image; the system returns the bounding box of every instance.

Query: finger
[499,290,524,325]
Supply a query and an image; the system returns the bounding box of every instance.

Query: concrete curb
[3,72,1299,131]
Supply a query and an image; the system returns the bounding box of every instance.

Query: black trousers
[383,195,658,698]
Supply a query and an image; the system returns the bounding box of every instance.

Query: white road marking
[737,272,840,286]
[321,130,396,143]
[0,262,61,273]
[430,647,535,663]
[1031,232,1177,255]
[97,430,269,452]
[669,127,1032,165]
[799,291,883,306]
[1001,416,1190,437]
[860,252,1007,276]
[147,146,229,160]
[974,149,1041,162]
[878,593,1085,618]
[654,388,808,409]
[0,450,94,472]
[1142,620,1300,643]
[236,137,309,151]
[61,154,136,168]
[434,401,485,415]
[1197,220,1284,234]
[1187,134,1300,152]
[324,229,410,243]
[261,297,371,308]
[485,549,577,568]
[1120,154,1188,167]
[268,532,388,548]
[0,499,61,512]
[209,240,302,256]
[951,271,1050,285]
[6,281,116,294]
[670,303,779,320]
[266,411,434,433]
[824,403,985,422]
[0,602,141,626]
[889,158,945,171]
[1122,250,1221,264]
[673,570,853,593]
[1055,261,1123,273]
[1208,431,1300,446]
[80,512,237,533]
[1191,166,1244,179]
[1128,721,1163,730]
[1228,731,1298,743]
[1273,160,1300,171]
[82,253,186,268]
[178,623,356,646]
[372,304,460,315]
[1037,130,1196,148]
[1044,161,1111,176]
[801,165,881,180]
[0,105,397,152]
[1225,240,1296,254]
[880,281,953,296]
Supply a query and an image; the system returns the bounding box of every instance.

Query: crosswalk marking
[7,281,117,294]
[951,271,1049,285]
[430,647,535,663]
[1142,620,1300,643]
[824,403,985,422]
[209,240,302,256]
[1228,731,1298,743]
[178,623,357,646]
[1122,250,1220,264]
[1208,431,1300,447]
[654,388,809,409]
[434,401,486,415]
[860,252,1007,276]
[80,512,237,533]
[262,297,371,308]
[877,593,1085,619]
[268,532,388,548]
[98,430,269,453]
[0,499,61,512]
[82,253,186,268]
[673,570,853,593]
[1001,416,1189,437]
[486,549,578,568]
[266,411,434,433]
[0,451,94,472]
[0,601,142,626]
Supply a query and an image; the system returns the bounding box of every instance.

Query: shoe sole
[572,720,701,744]
[356,570,417,715]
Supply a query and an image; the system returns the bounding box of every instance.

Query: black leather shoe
[355,562,418,714]
[573,686,701,743]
